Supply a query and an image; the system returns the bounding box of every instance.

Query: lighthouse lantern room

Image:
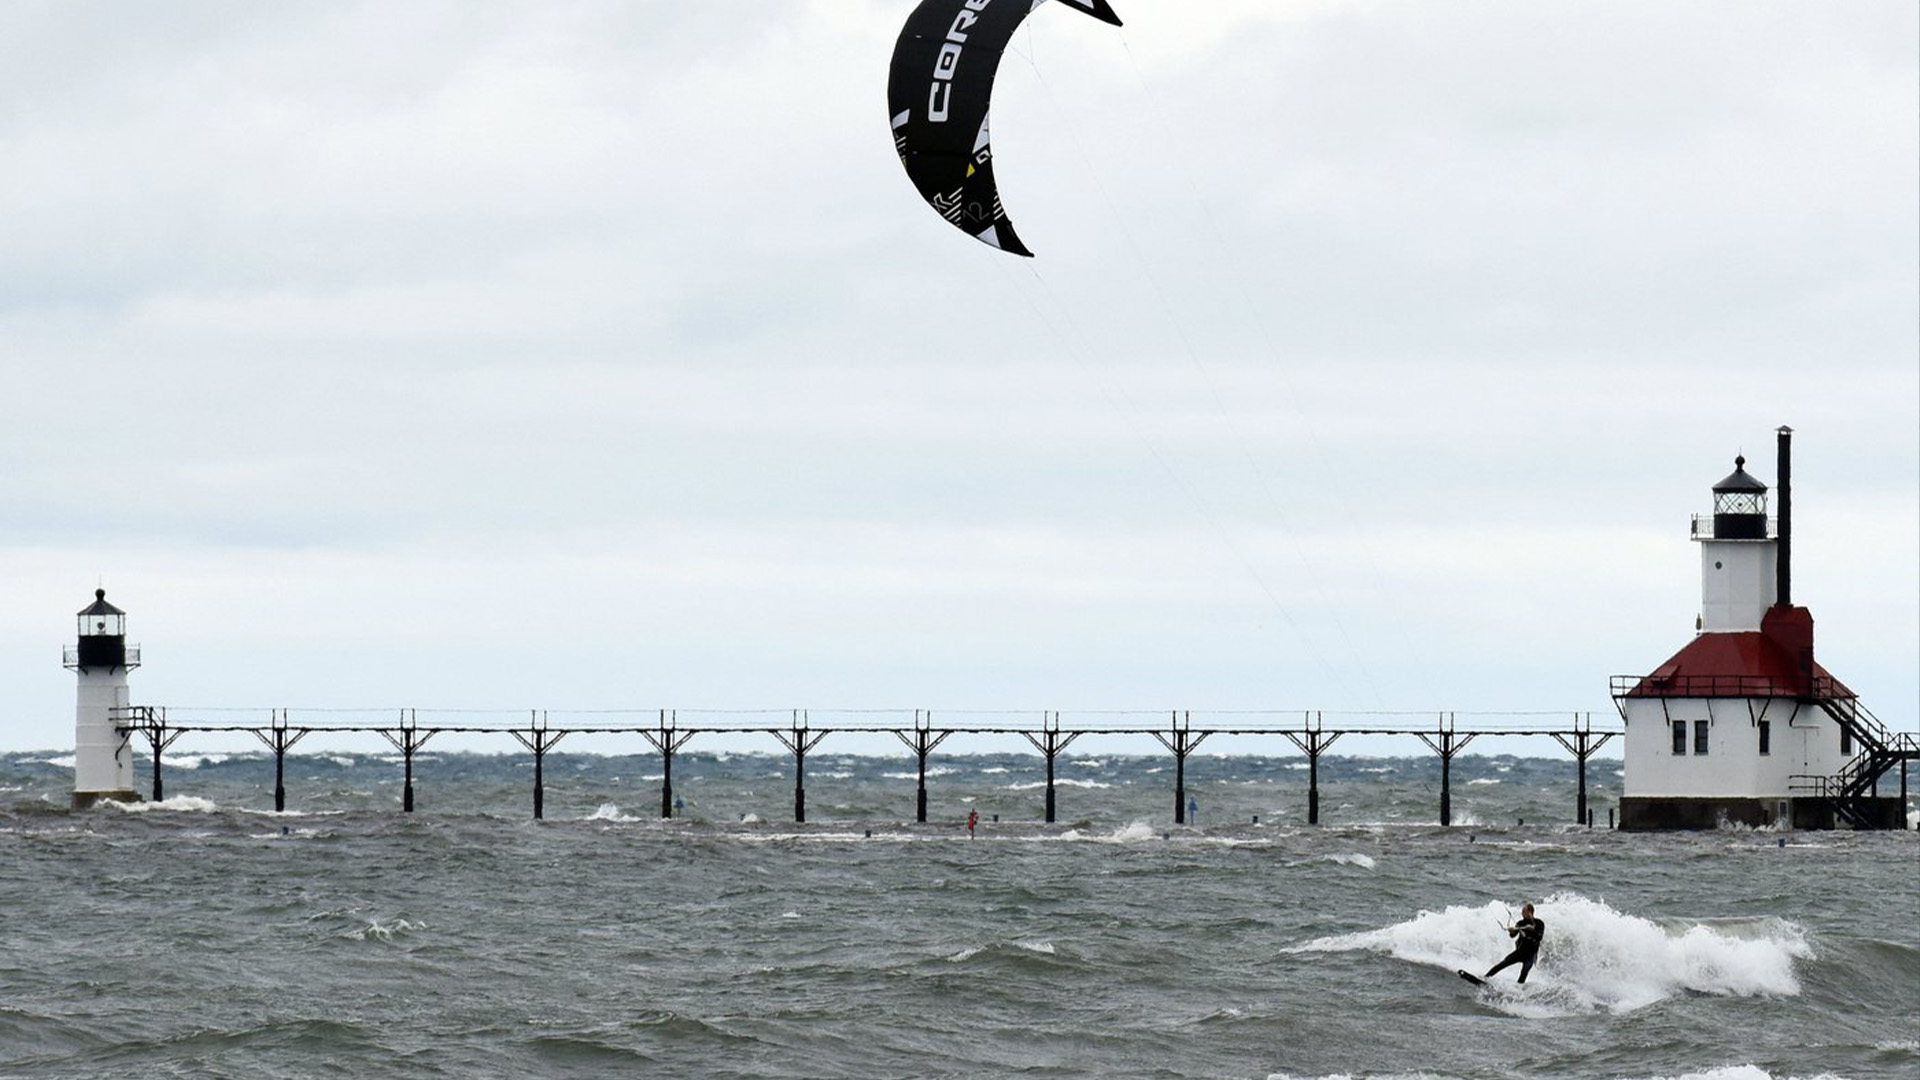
[65,588,140,808]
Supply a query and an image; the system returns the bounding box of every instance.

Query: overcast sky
[2,1,1914,757]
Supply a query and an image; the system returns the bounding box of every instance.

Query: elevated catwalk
[109,707,1626,826]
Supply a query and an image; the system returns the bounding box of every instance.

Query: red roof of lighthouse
[1622,605,1852,700]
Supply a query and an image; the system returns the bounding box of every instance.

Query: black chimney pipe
[1775,425,1792,607]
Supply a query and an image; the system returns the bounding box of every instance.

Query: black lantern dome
[1710,456,1769,540]
[69,589,132,670]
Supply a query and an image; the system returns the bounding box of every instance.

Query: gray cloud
[1,2,1912,752]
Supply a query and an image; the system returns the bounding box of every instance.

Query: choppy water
[1,750,1914,1080]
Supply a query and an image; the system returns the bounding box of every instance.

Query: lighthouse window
[1671,721,1687,755]
[1693,720,1710,755]
[1840,727,1853,756]
[1757,720,1771,755]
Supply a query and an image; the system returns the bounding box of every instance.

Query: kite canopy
[887,0,1121,257]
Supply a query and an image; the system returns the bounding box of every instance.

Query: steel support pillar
[250,710,310,812]
[1283,714,1342,825]
[509,712,566,820]
[378,711,435,812]
[134,712,185,803]
[638,710,697,819]
[1550,716,1615,827]
[1417,716,1476,827]
[893,712,951,824]
[1020,713,1081,824]
[1150,712,1209,824]
[771,711,827,823]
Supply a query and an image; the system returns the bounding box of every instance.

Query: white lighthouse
[1613,428,1909,829]
[65,588,140,808]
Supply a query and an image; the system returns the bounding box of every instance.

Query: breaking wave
[108,795,221,814]
[1288,892,1810,1015]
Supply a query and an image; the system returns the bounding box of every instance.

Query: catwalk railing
[109,707,1621,827]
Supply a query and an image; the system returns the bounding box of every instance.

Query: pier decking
[112,707,1623,826]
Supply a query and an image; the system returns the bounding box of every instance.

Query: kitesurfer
[967,808,978,838]
[1484,903,1545,984]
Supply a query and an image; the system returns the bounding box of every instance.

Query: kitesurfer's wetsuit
[1485,916,1545,984]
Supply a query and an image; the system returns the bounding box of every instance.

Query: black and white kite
[887,0,1122,257]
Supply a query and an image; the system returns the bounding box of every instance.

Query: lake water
[1,750,1914,1080]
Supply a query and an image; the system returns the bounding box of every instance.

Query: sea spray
[1056,820,1159,843]
[1289,892,1811,1014]
[107,794,221,814]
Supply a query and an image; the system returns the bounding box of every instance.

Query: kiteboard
[1456,970,1486,987]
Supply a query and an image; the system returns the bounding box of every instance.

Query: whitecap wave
[1265,1072,1441,1080]
[1287,892,1810,1015]
[944,939,1056,963]
[1616,1068,1845,1080]
[1005,778,1112,791]
[109,795,220,814]
[880,766,956,781]
[585,803,639,822]
[1055,821,1160,844]
[352,917,425,942]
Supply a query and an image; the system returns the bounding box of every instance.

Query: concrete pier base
[1620,795,1907,830]
[72,789,141,810]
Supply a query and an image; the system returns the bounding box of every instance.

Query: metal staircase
[1790,689,1918,828]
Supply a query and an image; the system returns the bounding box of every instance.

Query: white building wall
[73,671,133,795]
[1699,540,1777,632]
[1780,703,1849,784]
[1621,696,1848,798]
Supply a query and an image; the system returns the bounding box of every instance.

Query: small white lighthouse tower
[1613,429,1909,829]
[1697,455,1777,633]
[64,588,140,808]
